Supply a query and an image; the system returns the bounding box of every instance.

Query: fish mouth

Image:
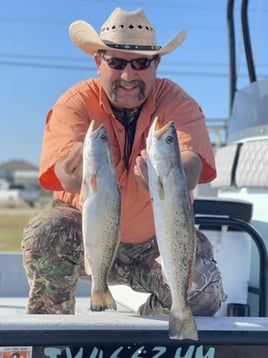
[88,120,105,136]
[153,117,173,140]
[88,119,95,131]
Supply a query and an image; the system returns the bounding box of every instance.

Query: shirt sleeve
[39,89,90,190]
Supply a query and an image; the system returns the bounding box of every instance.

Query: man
[22,8,226,315]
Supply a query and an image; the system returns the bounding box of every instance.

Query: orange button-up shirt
[39,78,216,243]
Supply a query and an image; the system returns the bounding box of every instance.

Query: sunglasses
[100,54,157,71]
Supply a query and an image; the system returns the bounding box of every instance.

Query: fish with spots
[80,120,121,311]
[146,116,198,341]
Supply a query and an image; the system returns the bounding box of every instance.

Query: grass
[0,192,53,252]
[0,212,34,252]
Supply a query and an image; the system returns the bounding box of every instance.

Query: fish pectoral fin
[157,177,165,200]
[80,174,98,202]
[90,174,98,193]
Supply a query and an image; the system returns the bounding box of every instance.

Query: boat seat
[235,139,268,188]
[211,143,241,188]
[194,198,268,317]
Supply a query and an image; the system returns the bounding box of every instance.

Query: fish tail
[90,288,117,311]
[169,306,198,341]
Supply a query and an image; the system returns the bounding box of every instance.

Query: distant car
[8,184,26,190]
[0,180,41,207]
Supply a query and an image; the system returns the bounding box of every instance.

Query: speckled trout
[146,117,198,341]
[80,120,120,311]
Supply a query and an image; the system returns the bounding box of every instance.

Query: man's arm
[134,149,202,192]
[54,142,83,193]
[180,150,202,191]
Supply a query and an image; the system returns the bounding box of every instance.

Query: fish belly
[82,170,120,311]
[150,166,198,341]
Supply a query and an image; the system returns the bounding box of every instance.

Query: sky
[0,0,267,166]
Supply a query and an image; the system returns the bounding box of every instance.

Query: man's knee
[22,202,83,265]
[188,230,227,316]
[21,202,84,314]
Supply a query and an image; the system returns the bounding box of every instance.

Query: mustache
[111,80,145,100]
[112,80,145,91]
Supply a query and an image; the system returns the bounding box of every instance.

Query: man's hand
[55,142,83,193]
[134,149,202,193]
[134,149,149,191]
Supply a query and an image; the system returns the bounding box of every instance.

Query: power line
[1,59,266,79]
[74,0,268,12]
[0,52,87,63]
[0,60,94,71]
[0,52,267,68]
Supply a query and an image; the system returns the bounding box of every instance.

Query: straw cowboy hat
[69,8,187,56]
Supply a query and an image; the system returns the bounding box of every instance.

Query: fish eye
[165,135,173,144]
[100,134,108,142]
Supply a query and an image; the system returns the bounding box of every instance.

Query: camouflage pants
[21,199,226,315]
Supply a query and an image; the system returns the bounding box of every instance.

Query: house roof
[0,159,39,171]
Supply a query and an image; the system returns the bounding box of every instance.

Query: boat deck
[1,255,268,357]
[1,296,268,358]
